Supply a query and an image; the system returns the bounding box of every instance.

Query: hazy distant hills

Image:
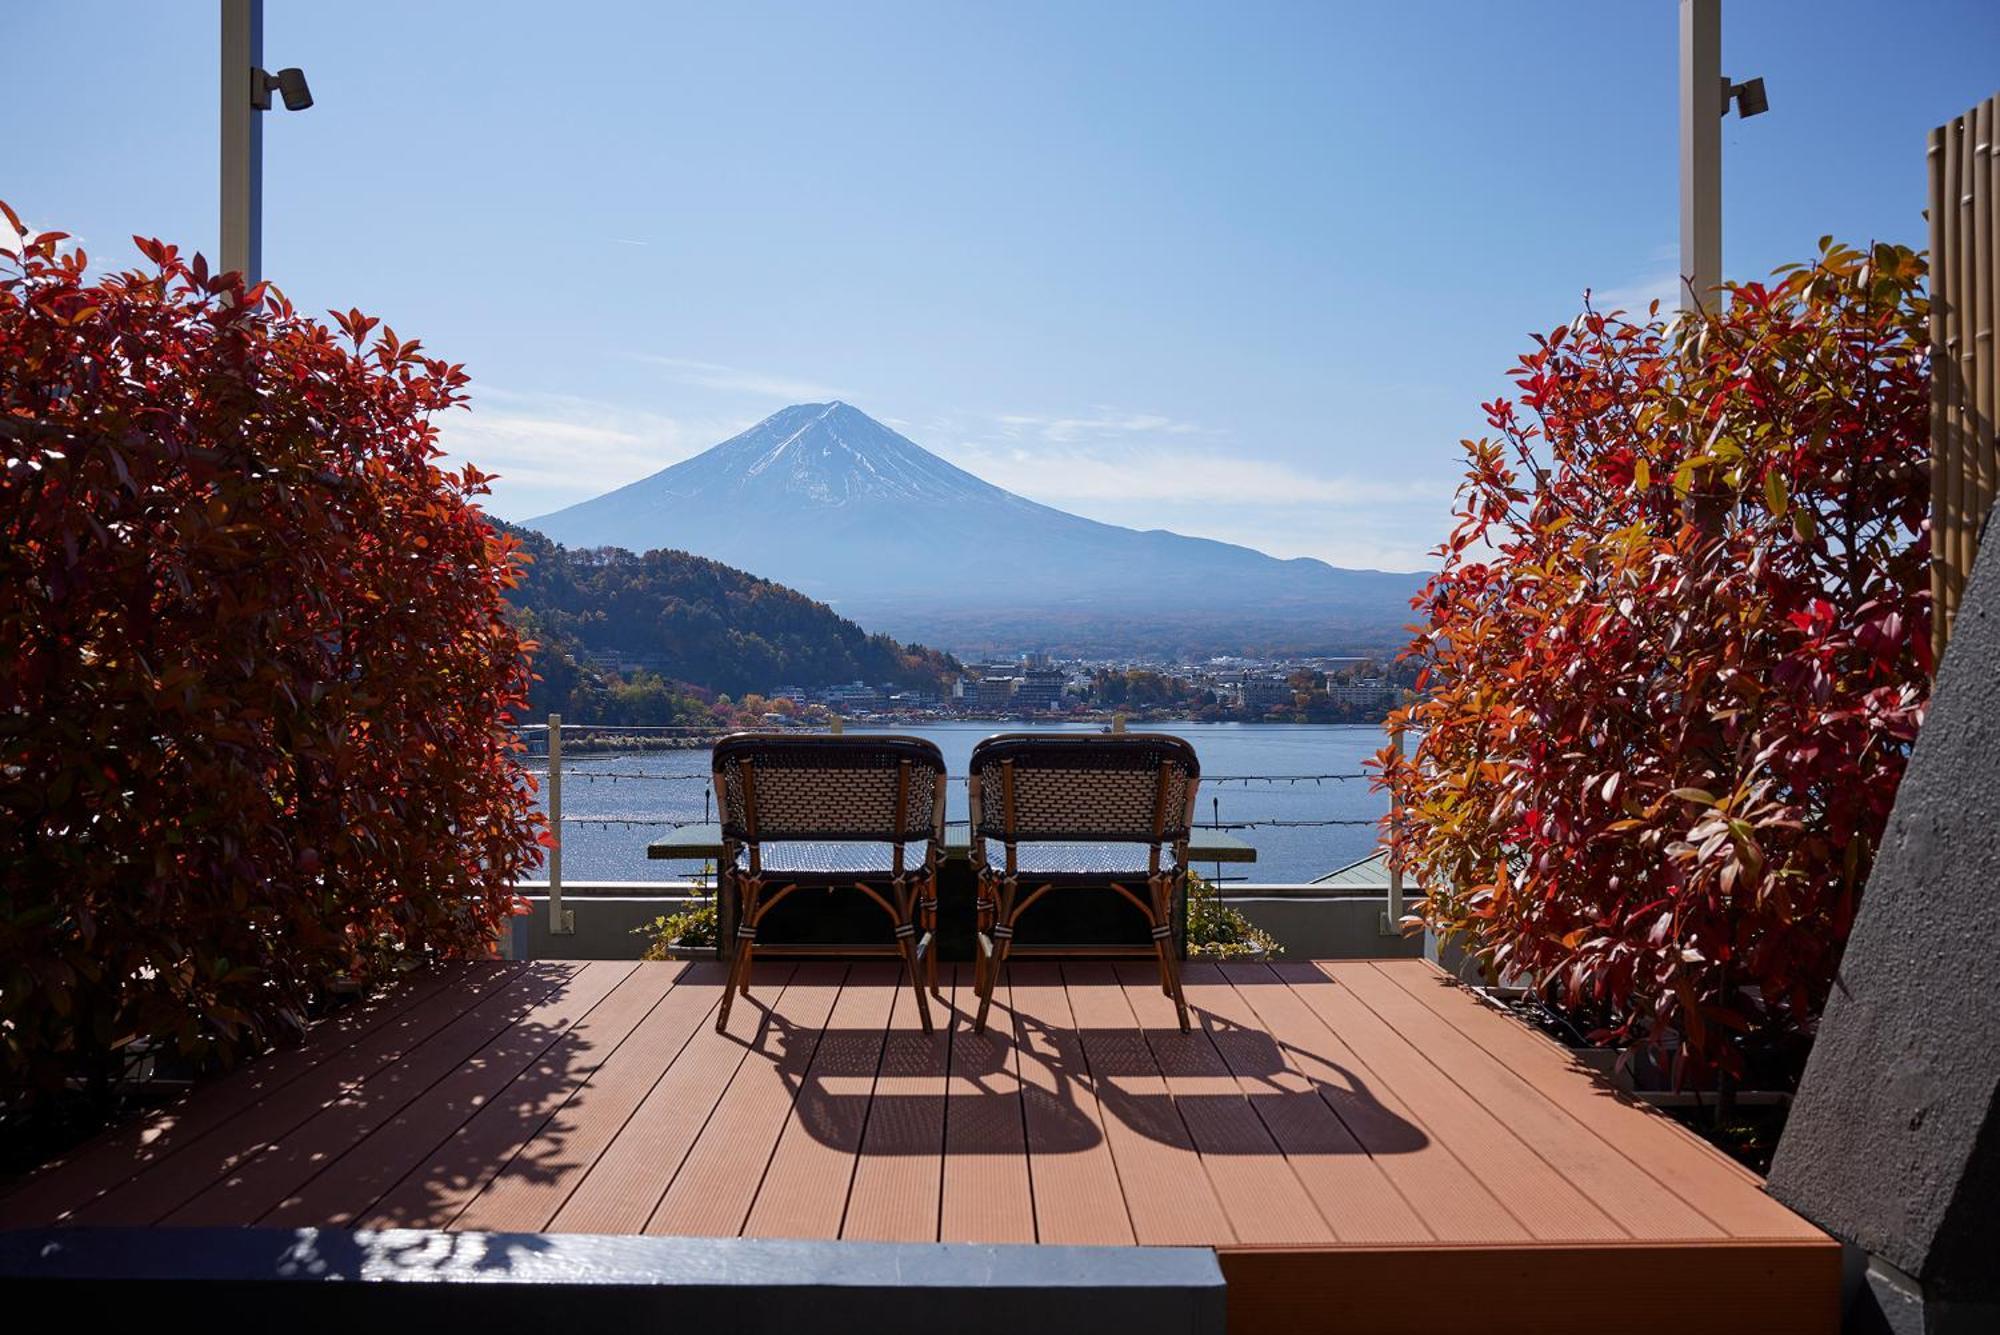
[524,402,1425,656]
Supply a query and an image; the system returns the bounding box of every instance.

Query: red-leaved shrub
[1380,241,1931,1083]
[0,205,545,1101]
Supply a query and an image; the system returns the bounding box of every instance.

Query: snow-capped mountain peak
[660,402,1013,509]
[525,401,1425,655]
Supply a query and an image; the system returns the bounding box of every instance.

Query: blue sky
[8,1,1996,571]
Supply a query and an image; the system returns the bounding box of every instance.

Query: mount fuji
[523,402,1424,655]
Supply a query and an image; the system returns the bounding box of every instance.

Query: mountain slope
[525,402,1425,655]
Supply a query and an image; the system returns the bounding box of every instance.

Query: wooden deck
[0,959,1838,1334]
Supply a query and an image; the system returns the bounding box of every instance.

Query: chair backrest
[712,733,947,845]
[968,733,1201,845]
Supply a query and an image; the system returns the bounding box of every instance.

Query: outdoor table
[649,823,1256,961]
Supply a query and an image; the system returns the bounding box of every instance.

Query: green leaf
[1670,787,1719,805]
[1764,469,1788,517]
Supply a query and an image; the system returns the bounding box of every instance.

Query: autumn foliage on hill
[0,206,544,1102]
[1380,242,1931,1083]
[502,523,962,708]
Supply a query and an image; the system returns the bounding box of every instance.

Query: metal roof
[1311,850,1391,888]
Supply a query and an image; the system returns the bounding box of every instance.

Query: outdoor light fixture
[1725,75,1768,118]
[252,66,314,112]
[222,0,313,285]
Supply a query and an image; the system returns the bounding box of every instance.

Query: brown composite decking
[0,958,1839,1335]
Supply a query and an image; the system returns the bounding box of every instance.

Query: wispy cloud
[1588,270,1680,319]
[632,355,851,403]
[935,407,1438,506]
[924,408,1452,569]
[0,214,84,258]
[436,386,748,518]
[949,441,1440,508]
[990,409,1209,445]
[1590,245,1686,319]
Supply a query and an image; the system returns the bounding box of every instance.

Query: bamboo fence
[1930,94,2000,661]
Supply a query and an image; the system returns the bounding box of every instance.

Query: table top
[647,822,1257,864]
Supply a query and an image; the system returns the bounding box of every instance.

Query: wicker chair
[968,732,1202,1035]
[711,733,947,1034]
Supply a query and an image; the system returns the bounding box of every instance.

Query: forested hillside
[500,525,959,721]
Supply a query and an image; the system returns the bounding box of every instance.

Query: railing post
[547,713,573,936]
[1383,724,1406,935]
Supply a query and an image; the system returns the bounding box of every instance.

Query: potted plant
[1185,871,1283,960]
[635,899,720,961]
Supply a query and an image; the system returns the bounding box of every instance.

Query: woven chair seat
[735,842,902,877]
[980,840,1158,877]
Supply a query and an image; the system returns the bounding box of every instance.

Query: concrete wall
[509,882,708,961]
[1220,885,1423,960]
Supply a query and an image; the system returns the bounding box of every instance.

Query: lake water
[530,722,1391,885]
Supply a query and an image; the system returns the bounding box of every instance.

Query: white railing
[519,714,1413,934]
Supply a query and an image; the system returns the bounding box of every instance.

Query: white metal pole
[547,714,573,936]
[1678,0,1722,313]
[220,0,263,284]
[1385,724,1406,934]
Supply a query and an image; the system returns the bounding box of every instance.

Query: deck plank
[1326,961,1723,1242]
[0,962,479,1227]
[941,968,1035,1243]
[1009,963,1135,1246]
[1372,960,1823,1240]
[162,963,588,1226]
[644,964,846,1237]
[1269,961,1626,1242]
[548,963,795,1235]
[64,961,534,1226]
[451,962,727,1233]
[742,964,899,1240]
[356,961,674,1229]
[1115,962,1333,1245]
[1179,963,1431,1245]
[9,956,1839,1335]
[1060,961,1234,1246]
[1217,963,1531,1243]
[261,961,636,1227]
[840,968,951,1242]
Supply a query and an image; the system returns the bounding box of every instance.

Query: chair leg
[922,891,942,997]
[897,930,935,1035]
[972,930,986,999]
[1152,926,1190,1032]
[976,879,1024,1039]
[1153,880,1175,995]
[717,924,755,1033]
[974,925,1015,1035]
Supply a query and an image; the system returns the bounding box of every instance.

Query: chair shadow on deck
[754,996,1429,1157]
